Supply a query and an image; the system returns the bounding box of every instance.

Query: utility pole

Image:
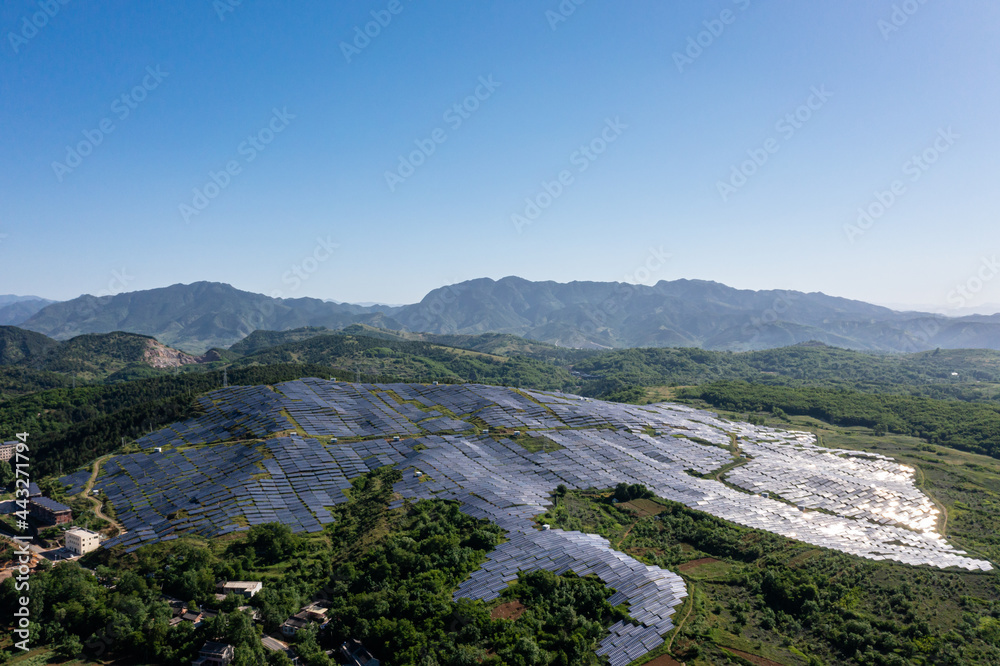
[223,367,228,388]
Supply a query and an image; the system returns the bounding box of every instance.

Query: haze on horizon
[2,2,998,314]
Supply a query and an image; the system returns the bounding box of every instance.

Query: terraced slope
[80,380,992,666]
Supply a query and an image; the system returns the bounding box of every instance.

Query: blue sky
[2,1,998,313]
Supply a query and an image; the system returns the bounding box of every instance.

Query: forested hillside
[0,327,220,383]
[3,327,1000,665]
[231,331,576,389]
[0,325,59,365]
[676,381,1000,459]
[573,343,1000,397]
[232,324,587,364]
[10,330,1000,477]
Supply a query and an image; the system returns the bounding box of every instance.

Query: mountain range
[0,294,55,326]
[10,278,1000,353]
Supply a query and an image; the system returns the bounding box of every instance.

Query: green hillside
[674,381,1000,459]
[10,330,1000,477]
[0,327,224,384]
[0,325,59,364]
[39,331,158,378]
[5,332,1000,664]
[0,366,73,398]
[231,324,588,364]
[573,343,1000,400]
[232,331,576,389]
[0,328,579,477]
[229,326,336,355]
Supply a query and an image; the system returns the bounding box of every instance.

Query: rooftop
[219,580,261,588]
[30,496,71,513]
[199,641,232,656]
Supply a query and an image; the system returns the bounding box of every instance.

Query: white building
[65,527,101,556]
[218,581,263,598]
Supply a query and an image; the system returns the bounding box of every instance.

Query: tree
[0,460,13,488]
[116,571,148,596]
[56,633,84,659]
[252,587,300,632]
[267,650,294,666]
[233,644,261,666]
[40,526,61,543]
[219,594,242,612]
[95,565,116,585]
[613,483,653,503]
[241,523,298,565]
[501,636,542,666]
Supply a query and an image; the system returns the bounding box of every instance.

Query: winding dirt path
[665,578,693,653]
[83,455,123,536]
[616,520,637,549]
[613,507,692,658]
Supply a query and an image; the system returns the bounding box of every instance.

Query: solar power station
[60,469,91,496]
[74,379,992,665]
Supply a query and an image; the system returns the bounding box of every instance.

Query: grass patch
[514,433,564,453]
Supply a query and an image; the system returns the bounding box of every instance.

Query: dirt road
[83,455,123,536]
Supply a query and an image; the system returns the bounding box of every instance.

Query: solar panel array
[726,427,939,532]
[99,444,268,551]
[135,385,295,450]
[59,469,92,495]
[453,528,686,666]
[92,380,993,664]
[97,434,423,552]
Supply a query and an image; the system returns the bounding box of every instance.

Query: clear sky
[2,1,998,313]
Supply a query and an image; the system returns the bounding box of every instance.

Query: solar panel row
[93,380,992,665]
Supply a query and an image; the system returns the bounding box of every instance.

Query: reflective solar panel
[94,380,992,664]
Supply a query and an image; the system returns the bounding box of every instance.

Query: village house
[191,641,234,666]
[216,580,262,598]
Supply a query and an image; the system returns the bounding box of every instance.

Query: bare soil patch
[677,557,720,573]
[621,498,667,517]
[144,339,218,368]
[490,600,526,621]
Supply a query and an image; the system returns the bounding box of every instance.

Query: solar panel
[95,379,992,664]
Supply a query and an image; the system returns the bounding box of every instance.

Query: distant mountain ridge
[0,295,57,326]
[0,295,52,306]
[21,282,393,352]
[18,278,1000,353]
